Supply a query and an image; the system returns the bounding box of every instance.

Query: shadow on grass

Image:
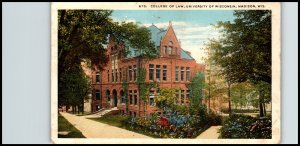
[58,113,85,138]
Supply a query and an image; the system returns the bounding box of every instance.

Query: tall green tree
[208,10,271,117]
[58,10,157,113]
[59,67,90,114]
[188,72,205,115]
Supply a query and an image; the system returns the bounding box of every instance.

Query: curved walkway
[196,126,222,139]
[59,112,150,138]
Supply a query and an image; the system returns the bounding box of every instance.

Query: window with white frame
[175,66,179,81]
[96,72,100,83]
[186,67,190,81]
[181,67,185,81]
[156,65,161,81]
[149,64,154,81]
[115,69,118,82]
[181,90,185,104]
[134,90,138,105]
[163,65,167,81]
[149,91,155,106]
[129,66,132,81]
[129,90,133,105]
[133,65,137,81]
[96,90,101,100]
[112,69,114,82]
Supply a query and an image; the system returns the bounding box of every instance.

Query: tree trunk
[227,82,232,115]
[263,102,267,116]
[208,75,211,114]
[259,91,264,117]
[72,105,75,114]
[82,98,84,115]
[77,105,79,114]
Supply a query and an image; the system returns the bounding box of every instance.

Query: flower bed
[123,109,222,138]
[219,114,272,139]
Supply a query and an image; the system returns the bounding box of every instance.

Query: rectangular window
[181,90,185,104]
[107,70,110,82]
[156,65,161,81]
[163,65,167,81]
[175,90,179,104]
[96,72,100,83]
[112,69,114,82]
[149,91,155,106]
[186,67,190,81]
[129,66,132,81]
[129,90,133,105]
[134,90,138,105]
[149,64,154,81]
[186,90,190,98]
[164,46,167,55]
[125,67,128,81]
[115,69,118,82]
[186,90,190,104]
[169,47,172,55]
[175,66,179,81]
[133,65,137,81]
[120,68,122,82]
[122,94,126,104]
[96,90,101,100]
[181,67,185,81]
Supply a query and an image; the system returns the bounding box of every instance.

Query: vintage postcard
[51,2,281,144]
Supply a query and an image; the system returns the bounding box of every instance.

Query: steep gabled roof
[125,23,195,60]
[180,49,194,60]
[147,24,166,47]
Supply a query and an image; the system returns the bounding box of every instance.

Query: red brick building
[91,22,205,117]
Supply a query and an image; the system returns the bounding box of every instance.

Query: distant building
[91,22,205,117]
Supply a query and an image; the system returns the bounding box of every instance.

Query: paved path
[196,126,222,139]
[60,112,150,138]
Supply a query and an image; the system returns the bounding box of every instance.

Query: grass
[88,115,159,138]
[58,113,86,138]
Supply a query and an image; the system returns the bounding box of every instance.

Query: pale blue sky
[111,10,236,63]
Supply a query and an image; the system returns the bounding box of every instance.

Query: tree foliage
[212,10,271,84]
[58,10,157,112]
[188,72,205,115]
[155,88,177,111]
[206,10,272,117]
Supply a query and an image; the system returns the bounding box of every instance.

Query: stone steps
[84,107,119,118]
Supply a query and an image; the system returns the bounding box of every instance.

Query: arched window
[169,41,173,46]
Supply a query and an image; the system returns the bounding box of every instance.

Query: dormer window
[168,46,172,55]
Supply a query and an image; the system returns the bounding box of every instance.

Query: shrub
[219,114,272,139]
[207,112,223,126]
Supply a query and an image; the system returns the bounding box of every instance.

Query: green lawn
[58,113,86,138]
[88,115,159,138]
